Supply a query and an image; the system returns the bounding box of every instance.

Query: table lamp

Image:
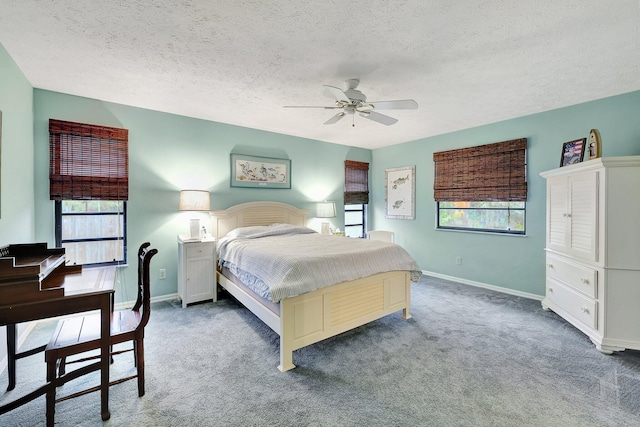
[317,201,336,235]
[179,190,211,239]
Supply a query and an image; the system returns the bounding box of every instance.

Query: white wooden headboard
[210,201,309,239]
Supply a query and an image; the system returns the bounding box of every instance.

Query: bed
[211,201,420,371]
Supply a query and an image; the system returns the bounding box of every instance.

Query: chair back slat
[132,242,150,312]
[132,242,157,330]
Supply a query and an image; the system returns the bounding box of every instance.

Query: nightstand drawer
[546,254,597,298]
[546,278,597,330]
[186,244,214,259]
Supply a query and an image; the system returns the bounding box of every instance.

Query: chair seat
[45,311,142,360]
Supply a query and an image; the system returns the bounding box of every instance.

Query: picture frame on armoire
[588,129,601,160]
[560,138,586,167]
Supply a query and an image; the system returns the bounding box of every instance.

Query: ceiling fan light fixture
[345,78,360,89]
[344,89,366,103]
[285,79,417,127]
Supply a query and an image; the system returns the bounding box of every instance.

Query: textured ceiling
[1,1,639,149]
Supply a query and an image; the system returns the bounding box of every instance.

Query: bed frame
[211,201,412,371]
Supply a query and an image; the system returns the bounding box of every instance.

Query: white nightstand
[177,235,216,308]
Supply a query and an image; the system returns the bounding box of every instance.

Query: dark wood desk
[0,259,115,426]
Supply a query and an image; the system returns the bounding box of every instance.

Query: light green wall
[33,89,370,301]
[371,91,640,296]
[0,43,34,243]
[0,43,35,370]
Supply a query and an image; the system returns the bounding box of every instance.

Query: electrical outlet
[159,268,166,279]
[456,257,462,265]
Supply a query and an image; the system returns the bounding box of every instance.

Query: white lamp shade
[317,201,336,218]
[179,190,211,211]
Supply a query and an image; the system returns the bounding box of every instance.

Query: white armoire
[540,156,640,353]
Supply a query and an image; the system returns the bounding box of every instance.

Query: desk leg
[6,324,16,391]
[100,296,111,421]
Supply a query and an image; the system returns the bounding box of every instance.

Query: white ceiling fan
[284,79,418,126]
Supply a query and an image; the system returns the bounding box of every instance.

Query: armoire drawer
[546,278,597,330]
[186,244,215,259]
[546,254,597,298]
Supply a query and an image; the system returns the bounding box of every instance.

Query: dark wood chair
[45,242,158,415]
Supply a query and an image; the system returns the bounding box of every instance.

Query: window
[434,138,527,235]
[344,160,369,238]
[437,201,525,234]
[56,200,127,265]
[344,204,367,238]
[49,119,129,265]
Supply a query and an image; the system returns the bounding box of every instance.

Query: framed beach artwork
[385,165,415,219]
[230,154,291,189]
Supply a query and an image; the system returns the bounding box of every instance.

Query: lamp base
[321,222,331,235]
[190,218,201,239]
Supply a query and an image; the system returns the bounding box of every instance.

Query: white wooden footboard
[278,270,411,371]
[217,269,411,371]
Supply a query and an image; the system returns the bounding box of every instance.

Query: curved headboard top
[210,201,310,240]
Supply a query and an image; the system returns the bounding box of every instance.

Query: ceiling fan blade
[359,111,398,126]
[323,85,350,103]
[324,112,346,125]
[367,99,418,110]
[283,105,343,109]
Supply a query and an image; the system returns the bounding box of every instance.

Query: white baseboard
[114,292,180,310]
[422,270,543,301]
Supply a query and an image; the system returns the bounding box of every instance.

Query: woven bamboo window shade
[49,119,129,200]
[344,160,369,204]
[433,138,527,202]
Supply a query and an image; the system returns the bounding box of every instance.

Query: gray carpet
[2,275,640,426]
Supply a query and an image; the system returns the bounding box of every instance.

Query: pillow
[224,223,316,240]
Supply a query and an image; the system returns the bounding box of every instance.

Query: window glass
[344,210,363,224]
[57,200,126,265]
[344,203,366,238]
[437,201,525,234]
[62,240,125,266]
